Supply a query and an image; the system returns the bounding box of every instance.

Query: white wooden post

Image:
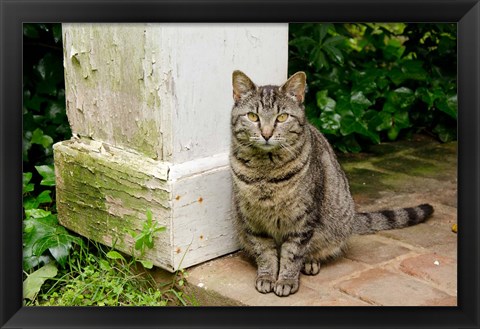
[54,23,289,271]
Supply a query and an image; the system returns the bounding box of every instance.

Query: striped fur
[230,70,434,297]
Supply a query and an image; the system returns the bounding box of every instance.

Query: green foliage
[128,209,167,269]
[23,23,71,168]
[33,243,196,306]
[23,167,83,271]
[289,23,457,152]
[22,23,83,302]
[23,262,58,302]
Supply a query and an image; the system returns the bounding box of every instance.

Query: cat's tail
[352,203,434,235]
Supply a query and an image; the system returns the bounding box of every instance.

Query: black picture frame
[1,0,479,328]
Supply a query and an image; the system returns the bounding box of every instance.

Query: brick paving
[158,136,458,306]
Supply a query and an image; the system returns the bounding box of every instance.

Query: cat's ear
[281,71,307,103]
[232,70,256,102]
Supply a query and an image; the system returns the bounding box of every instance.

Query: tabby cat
[229,70,434,297]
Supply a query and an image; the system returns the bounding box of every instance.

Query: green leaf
[318,111,342,134]
[135,234,147,251]
[340,115,380,144]
[23,190,52,210]
[146,209,153,224]
[153,226,166,234]
[35,165,56,186]
[316,90,336,112]
[288,36,316,49]
[389,60,427,85]
[23,172,34,194]
[317,24,331,43]
[383,38,405,60]
[433,123,457,142]
[30,128,54,149]
[34,231,81,267]
[23,214,79,271]
[366,110,393,131]
[36,190,53,205]
[25,208,52,219]
[23,262,58,301]
[393,111,410,129]
[352,69,381,95]
[98,259,112,271]
[416,87,444,109]
[350,91,373,116]
[436,95,457,119]
[312,49,328,69]
[383,87,415,113]
[106,251,126,261]
[388,125,401,140]
[139,260,154,269]
[324,44,344,64]
[322,35,345,47]
[146,235,154,249]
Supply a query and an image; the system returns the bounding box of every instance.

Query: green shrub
[289,23,457,152]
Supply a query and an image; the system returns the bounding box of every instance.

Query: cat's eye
[247,112,259,122]
[276,113,289,122]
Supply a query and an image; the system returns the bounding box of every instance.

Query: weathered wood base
[54,139,238,271]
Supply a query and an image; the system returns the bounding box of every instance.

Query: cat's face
[231,71,307,152]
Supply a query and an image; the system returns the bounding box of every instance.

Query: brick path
[173,136,458,306]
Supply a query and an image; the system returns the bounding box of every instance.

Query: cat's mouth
[255,140,279,151]
[248,136,284,151]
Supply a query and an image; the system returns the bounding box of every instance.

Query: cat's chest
[238,180,308,236]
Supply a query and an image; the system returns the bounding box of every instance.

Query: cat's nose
[261,127,273,141]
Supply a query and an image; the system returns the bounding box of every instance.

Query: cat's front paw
[255,275,276,294]
[274,278,299,297]
[302,259,321,275]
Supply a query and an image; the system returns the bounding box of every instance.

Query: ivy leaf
[316,90,336,112]
[393,111,410,129]
[365,110,393,131]
[35,231,79,268]
[30,128,54,149]
[23,172,35,194]
[435,95,457,119]
[25,208,52,219]
[319,111,342,134]
[23,214,57,270]
[35,165,56,186]
[383,87,415,113]
[23,213,81,270]
[433,123,457,142]
[416,87,444,109]
[383,38,405,60]
[24,190,52,210]
[389,60,427,85]
[350,91,373,116]
[340,115,380,144]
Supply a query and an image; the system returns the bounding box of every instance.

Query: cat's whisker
[279,142,296,158]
